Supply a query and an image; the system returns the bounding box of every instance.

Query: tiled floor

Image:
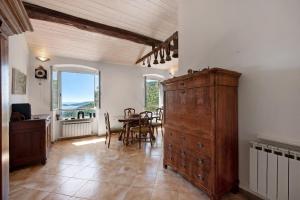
[9,130,247,200]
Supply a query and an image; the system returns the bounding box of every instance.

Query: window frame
[144,76,161,111]
[51,67,101,113]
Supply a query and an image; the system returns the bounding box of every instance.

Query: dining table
[117,114,159,145]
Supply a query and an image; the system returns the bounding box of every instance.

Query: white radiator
[62,119,92,138]
[250,140,300,200]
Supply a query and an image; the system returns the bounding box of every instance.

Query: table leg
[126,123,130,145]
[150,127,156,141]
[118,124,126,141]
[118,132,122,141]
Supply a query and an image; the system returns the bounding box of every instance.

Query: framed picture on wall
[12,68,27,95]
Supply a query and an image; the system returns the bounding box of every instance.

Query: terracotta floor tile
[178,192,209,200]
[10,167,43,186]
[132,175,157,188]
[58,165,85,177]
[9,130,247,200]
[74,181,113,199]
[72,167,100,180]
[94,184,129,200]
[9,187,50,200]
[176,178,205,195]
[124,187,153,200]
[151,189,178,200]
[54,178,87,196]
[110,173,136,186]
[44,193,74,200]
[40,164,72,175]
[22,174,69,192]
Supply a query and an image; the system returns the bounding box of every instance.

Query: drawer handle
[181,151,186,156]
[198,143,204,148]
[198,159,204,165]
[180,82,185,86]
[168,144,172,148]
[197,174,204,181]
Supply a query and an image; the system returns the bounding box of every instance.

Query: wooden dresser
[163,68,241,200]
[9,114,52,170]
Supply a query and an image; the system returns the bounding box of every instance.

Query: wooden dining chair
[152,108,164,136]
[124,108,135,117]
[120,108,136,142]
[104,112,122,148]
[130,111,153,148]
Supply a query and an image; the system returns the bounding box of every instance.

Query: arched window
[144,74,164,111]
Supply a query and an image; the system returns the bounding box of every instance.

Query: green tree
[145,80,159,111]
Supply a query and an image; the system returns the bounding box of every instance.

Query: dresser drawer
[191,165,211,191]
[164,143,177,168]
[186,135,212,156]
[177,149,193,177]
[191,155,212,190]
[192,155,211,172]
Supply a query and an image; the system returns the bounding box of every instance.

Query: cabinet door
[194,87,210,114]
[177,149,192,178]
[12,130,43,161]
[191,160,211,191]
[164,142,177,168]
[177,89,188,114]
[187,87,212,135]
[165,90,176,124]
[164,128,178,169]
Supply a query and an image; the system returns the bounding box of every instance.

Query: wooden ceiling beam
[23,2,162,46]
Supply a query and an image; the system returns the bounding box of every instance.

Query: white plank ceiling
[24,0,178,70]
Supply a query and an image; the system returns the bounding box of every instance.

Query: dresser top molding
[163,67,241,85]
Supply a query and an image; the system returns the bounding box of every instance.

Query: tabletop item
[124,108,135,117]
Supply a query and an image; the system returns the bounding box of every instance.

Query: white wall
[178,0,300,191]
[8,34,30,106]
[28,55,169,139]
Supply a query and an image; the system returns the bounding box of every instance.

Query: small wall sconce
[36,56,50,62]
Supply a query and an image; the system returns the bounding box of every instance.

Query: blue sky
[61,72,95,103]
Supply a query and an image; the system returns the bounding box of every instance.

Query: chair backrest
[104,112,111,134]
[156,108,163,121]
[139,111,153,128]
[124,108,135,117]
